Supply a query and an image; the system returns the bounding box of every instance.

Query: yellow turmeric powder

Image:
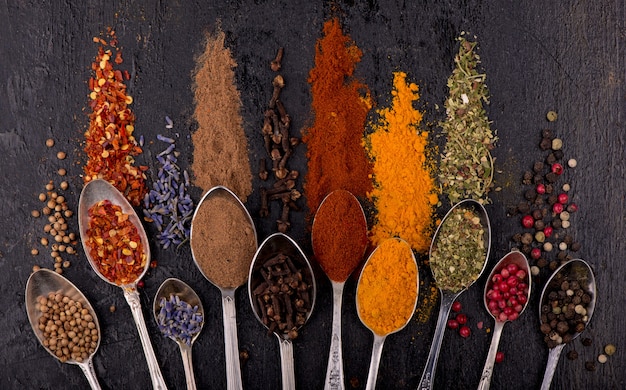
[365,71,438,253]
[356,238,418,336]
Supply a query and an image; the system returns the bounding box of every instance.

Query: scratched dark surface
[0,1,624,389]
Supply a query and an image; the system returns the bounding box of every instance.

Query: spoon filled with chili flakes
[78,178,168,390]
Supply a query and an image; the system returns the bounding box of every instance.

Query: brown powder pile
[191,28,252,201]
[191,190,257,289]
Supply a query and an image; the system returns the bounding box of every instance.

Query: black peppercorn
[522,171,533,185]
[517,202,531,214]
[540,137,552,150]
[552,219,562,229]
[545,184,553,194]
[567,350,579,360]
[556,321,569,334]
[534,220,545,230]
[521,233,533,245]
[563,235,574,245]
[525,189,537,201]
[571,242,581,252]
[553,150,564,160]
[545,172,558,183]
[533,174,543,184]
[533,161,545,173]
[537,258,548,268]
[542,129,554,139]
[521,244,531,254]
[540,323,552,334]
[546,153,557,165]
[557,251,568,260]
[549,261,558,271]
[532,209,543,220]
[582,337,593,346]
[548,194,558,205]
[512,233,522,243]
[585,361,596,371]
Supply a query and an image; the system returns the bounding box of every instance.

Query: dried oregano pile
[439,34,497,205]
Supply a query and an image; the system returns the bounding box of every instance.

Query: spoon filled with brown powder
[190,186,258,390]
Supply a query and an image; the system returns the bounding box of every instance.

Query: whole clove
[250,251,313,339]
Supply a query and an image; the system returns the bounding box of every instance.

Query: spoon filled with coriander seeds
[25,268,102,390]
[418,199,491,390]
[154,278,205,390]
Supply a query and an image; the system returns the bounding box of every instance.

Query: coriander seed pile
[34,291,99,363]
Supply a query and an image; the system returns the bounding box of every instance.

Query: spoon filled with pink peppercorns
[478,250,531,390]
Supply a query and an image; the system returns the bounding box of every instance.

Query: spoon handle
[477,321,505,390]
[78,359,102,390]
[278,337,296,390]
[540,344,565,390]
[417,291,457,390]
[364,334,386,390]
[222,291,243,390]
[324,280,345,390]
[179,344,197,390]
[123,287,168,390]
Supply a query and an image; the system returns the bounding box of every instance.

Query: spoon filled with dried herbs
[539,259,596,390]
[25,268,102,390]
[478,250,531,390]
[248,233,316,390]
[153,278,204,390]
[311,190,368,390]
[190,186,258,390]
[78,178,167,390]
[418,199,491,390]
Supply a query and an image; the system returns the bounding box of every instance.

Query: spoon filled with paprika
[78,178,167,390]
[478,250,531,390]
[248,233,316,390]
[153,278,205,390]
[418,199,491,390]
[539,259,596,390]
[190,185,258,390]
[311,190,368,390]
[356,237,419,390]
[25,268,102,390]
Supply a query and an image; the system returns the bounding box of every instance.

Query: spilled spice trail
[84,29,148,206]
[303,17,373,219]
[191,27,252,200]
[365,72,437,253]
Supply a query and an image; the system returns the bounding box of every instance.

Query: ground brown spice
[191,28,252,201]
[190,190,256,289]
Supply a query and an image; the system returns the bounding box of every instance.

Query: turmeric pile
[357,238,418,336]
[365,72,438,253]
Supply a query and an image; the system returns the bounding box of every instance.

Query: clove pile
[258,47,301,233]
[250,251,312,340]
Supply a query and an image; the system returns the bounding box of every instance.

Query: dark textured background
[0,1,624,389]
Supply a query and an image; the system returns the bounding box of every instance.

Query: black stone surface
[0,1,624,389]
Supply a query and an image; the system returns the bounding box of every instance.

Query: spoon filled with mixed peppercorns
[25,268,102,389]
[78,178,168,389]
[539,259,596,390]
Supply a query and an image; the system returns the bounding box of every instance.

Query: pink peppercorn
[551,163,564,175]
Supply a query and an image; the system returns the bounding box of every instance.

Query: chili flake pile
[85,199,146,285]
[439,34,497,205]
[84,28,148,206]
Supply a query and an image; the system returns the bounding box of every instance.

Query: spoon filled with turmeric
[312,190,368,390]
[356,237,419,390]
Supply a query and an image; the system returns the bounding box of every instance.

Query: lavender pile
[510,129,581,277]
[143,117,194,249]
[156,294,203,346]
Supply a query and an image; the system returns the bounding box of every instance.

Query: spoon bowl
[478,250,531,390]
[78,178,167,389]
[355,238,419,390]
[248,233,316,390]
[311,190,368,390]
[154,278,204,390]
[418,199,491,390]
[25,268,102,390]
[190,185,258,390]
[539,259,596,390]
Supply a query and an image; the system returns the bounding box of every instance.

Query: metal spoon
[154,278,205,390]
[25,268,102,390]
[311,190,368,390]
[356,238,419,390]
[418,199,491,390]
[248,233,317,390]
[190,186,258,390]
[539,259,596,390]
[478,250,531,390]
[78,178,167,390]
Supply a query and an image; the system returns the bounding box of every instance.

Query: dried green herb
[439,34,497,205]
[429,207,486,292]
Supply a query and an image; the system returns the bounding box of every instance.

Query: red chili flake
[85,199,147,285]
[84,29,147,206]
